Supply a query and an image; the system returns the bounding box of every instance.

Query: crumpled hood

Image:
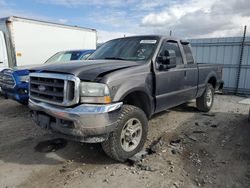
[30,60,141,81]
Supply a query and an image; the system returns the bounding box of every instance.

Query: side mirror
[157,49,177,69]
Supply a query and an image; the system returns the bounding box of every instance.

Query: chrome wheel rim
[206,88,213,107]
[120,118,142,152]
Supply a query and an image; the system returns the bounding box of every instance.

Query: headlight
[19,75,29,83]
[80,82,111,104]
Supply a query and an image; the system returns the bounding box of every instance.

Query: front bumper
[29,99,123,143]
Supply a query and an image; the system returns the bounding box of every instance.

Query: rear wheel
[196,83,214,112]
[102,105,148,162]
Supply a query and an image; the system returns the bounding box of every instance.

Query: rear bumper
[29,99,123,143]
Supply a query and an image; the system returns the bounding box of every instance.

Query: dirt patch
[0,95,249,188]
[177,112,250,187]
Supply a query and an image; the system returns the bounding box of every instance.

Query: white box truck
[0,16,97,70]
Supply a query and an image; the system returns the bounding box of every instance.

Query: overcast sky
[0,0,249,42]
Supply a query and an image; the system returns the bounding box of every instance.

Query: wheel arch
[205,71,218,88]
[120,89,153,118]
[207,76,217,88]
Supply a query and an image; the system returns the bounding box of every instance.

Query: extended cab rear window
[182,44,194,64]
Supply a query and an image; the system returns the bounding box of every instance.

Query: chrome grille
[29,73,80,106]
[0,71,15,88]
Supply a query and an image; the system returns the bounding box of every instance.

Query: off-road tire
[101,105,148,162]
[196,83,215,112]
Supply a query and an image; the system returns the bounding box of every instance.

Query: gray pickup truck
[29,35,223,161]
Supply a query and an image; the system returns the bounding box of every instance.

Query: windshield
[45,51,83,64]
[89,37,159,61]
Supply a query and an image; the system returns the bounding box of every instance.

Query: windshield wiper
[104,57,126,60]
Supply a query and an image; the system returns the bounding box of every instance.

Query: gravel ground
[0,95,249,188]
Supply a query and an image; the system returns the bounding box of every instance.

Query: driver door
[0,31,8,70]
[155,40,187,112]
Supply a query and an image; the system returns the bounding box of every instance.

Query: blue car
[0,49,95,104]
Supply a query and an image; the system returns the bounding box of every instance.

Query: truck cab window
[159,41,183,65]
[182,44,194,64]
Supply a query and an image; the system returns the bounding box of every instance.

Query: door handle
[184,70,187,78]
[0,61,3,64]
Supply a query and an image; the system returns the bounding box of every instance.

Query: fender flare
[113,86,154,117]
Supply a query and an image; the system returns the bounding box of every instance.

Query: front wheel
[196,83,215,112]
[102,105,148,162]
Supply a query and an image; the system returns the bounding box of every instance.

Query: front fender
[112,74,153,102]
[110,73,154,116]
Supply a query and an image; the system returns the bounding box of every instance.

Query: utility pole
[170,30,172,36]
[235,25,247,94]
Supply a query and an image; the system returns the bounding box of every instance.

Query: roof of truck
[107,35,189,44]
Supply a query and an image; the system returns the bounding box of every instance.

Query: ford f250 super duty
[28,35,223,161]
